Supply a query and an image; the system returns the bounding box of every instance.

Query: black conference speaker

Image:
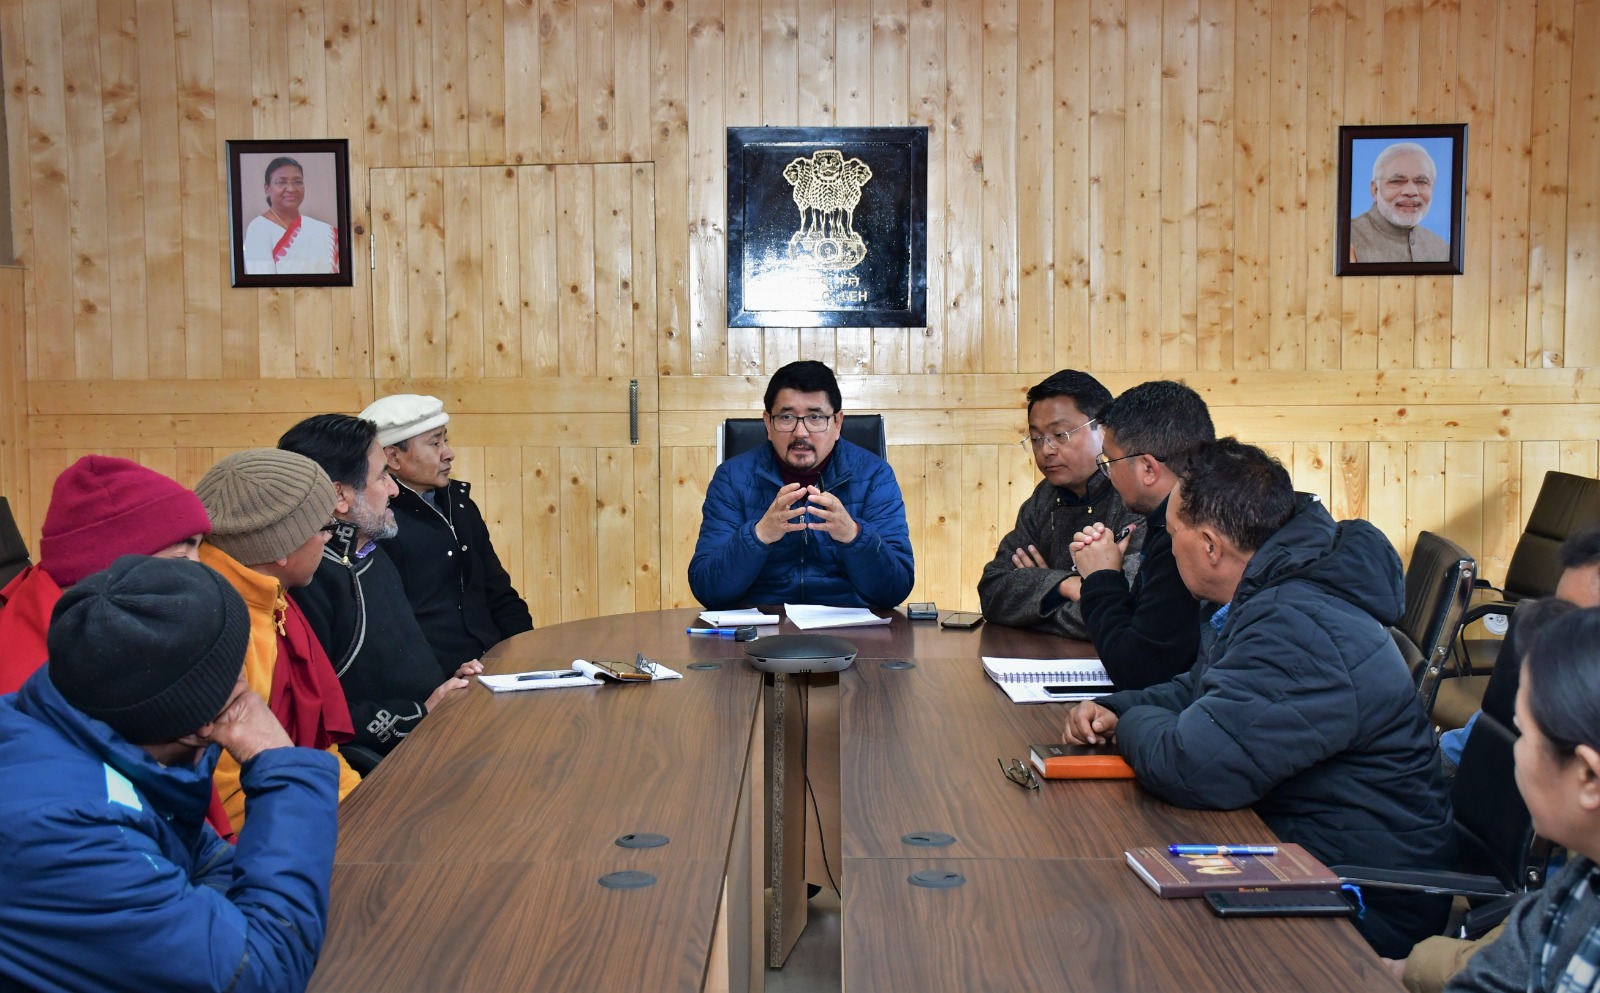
[743,633,857,674]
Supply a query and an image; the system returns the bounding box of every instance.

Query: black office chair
[1390,531,1476,717]
[0,496,32,588]
[718,413,887,464]
[1435,471,1600,729]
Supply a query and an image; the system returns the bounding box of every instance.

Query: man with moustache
[1349,141,1451,264]
[689,360,913,609]
[279,414,479,768]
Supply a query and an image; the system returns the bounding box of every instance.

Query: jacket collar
[14,667,221,823]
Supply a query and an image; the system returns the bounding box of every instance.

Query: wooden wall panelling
[521,446,563,626]
[61,0,110,382]
[1451,0,1496,368]
[557,164,598,376]
[835,0,870,126]
[406,167,447,376]
[481,165,522,378]
[578,0,615,163]
[540,0,578,162]
[1479,441,1519,584]
[174,0,225,381]
[212,0,259,380]
[1304,0,1344,371]
[1413,0,1457,371]
[1340,0,1382,370]
[1123,0,1160,372]
[942,0,981,372]
[1087,0,1126,373]
[0,268,27,532]
[1568,0,1600,368]
[1443,441,1486,560]
[1488,0,1535,370]
[957,444,1001,609]
[663,445,712,609]
[614,0,652,163]
[432,0,470,167]
[594,164,633,377]
[502,0,539,163]
[1,2,33,289]
[870,0,910,378]
[370,168,409,377]
[1266,0,1306,372]
[519,164,561,375]
[1052,0,1089,373]
[650,0,690,376]
[443,166,486,378]
[1015,0,1052,373]
[1231,0,1269,371]
[908,0,944,376]
[1159,0,1198,372]
[466,0,507,166]
[1528,0,1575,368]
[1405,441,1446,560]
[981,0,1019,373]
[630,165,661,377]
[1194,0,1234,371]
[685,0,727,376]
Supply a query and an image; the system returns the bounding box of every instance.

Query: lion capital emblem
[781,149,872,270]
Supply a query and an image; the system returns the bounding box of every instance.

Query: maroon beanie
[38,456,212,587]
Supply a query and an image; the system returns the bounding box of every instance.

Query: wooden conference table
[308,608,1399,992]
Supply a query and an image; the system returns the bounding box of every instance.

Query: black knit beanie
[47,555,249,744]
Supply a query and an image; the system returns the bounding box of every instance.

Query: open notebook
[982,657,1114,704]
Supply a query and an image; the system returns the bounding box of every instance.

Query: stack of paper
[783,604,893,630]
[478,660,684,693]
[698,608,781,627]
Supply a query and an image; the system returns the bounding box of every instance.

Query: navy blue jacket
[689,439,914,609]
[1103,496,1455,956]
[0,669,339,992]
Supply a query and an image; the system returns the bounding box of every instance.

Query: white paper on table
[981,657,1114,704]
[478,669,600,692]
[782,604,893,631]
[698,608,782,627]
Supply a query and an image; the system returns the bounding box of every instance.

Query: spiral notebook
[982,657,1114,704]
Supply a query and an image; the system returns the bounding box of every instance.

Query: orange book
[1027,743,1136,780]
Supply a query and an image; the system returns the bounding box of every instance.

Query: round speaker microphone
[742,633,858,674]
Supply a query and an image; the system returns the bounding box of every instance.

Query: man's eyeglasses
[998,757,1040,791]
[1022,418,1098,451]
[770,412,836,433]
[1094,451,1167,475]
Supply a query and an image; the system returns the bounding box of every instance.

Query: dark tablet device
[940,612,984,630]
[1204,890,1357,918]
[907,602,939,621]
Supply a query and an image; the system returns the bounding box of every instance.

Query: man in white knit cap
[359,394,532,672]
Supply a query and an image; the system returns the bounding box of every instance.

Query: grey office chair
[718,414,887,464]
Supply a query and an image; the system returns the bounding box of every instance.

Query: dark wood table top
[841,656,1278,860]
[843,858,1398,993]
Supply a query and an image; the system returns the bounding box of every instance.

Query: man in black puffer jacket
[1065,437,1455,959]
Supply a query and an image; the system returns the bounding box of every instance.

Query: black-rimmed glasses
[998,757,1040,790]
[1094,451,1166,475]
[1022,418,1098,451]
[769,412,837,433]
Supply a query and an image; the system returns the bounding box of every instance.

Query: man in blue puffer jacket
[690,360,914,609]
[0,555,340,993]
[1065,438,1455,959]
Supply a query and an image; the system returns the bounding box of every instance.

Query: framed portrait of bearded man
[1336,124,1466,277]
[726,127,928,327]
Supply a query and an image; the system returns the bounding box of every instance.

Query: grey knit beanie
[194,449,336,566]
[49,555,248,743]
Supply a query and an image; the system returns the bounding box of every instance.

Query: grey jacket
[1446,857,1600,993]
[977,476,1142,638]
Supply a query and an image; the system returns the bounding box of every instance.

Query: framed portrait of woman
[227,139,353,287]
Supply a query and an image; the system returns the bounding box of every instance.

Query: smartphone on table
[940,612,985,630]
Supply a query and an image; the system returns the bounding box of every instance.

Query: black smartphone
[906,602,939,621]
[940,612,985,630]
[1204,890,1357,918]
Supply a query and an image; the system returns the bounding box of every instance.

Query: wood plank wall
[1,0,1596,622]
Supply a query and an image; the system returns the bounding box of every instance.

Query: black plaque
[727,127,928,328]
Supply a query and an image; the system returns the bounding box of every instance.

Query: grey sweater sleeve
[1444,859,1597,993]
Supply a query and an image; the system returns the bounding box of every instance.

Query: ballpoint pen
[516,670,585,681]
[1168,844,1278,856]
[686,627,741,637]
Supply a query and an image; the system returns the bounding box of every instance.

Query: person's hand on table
[453,659,484,680]
[1070,522,1136,578]
[802,486,859,544]
[754,484,811,544]
[1064,700,1119,745]
[425,675,471,712]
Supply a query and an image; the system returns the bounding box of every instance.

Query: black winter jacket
[382,479,533,674]
[1103,495,1455,956]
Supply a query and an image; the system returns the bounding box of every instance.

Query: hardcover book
[1028,743,1135,779]
[1123,844,1340,898]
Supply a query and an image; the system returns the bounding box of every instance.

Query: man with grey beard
[1349,142,1451,264]
[279,414,478,769]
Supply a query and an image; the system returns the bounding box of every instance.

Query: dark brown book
[1028,743,1135,780]
[1123,844,1341,898]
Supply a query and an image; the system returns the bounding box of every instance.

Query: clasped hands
[1009,521,1137,602]
[755,483,859,545]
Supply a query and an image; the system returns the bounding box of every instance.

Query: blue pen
[1168,844,1278,856]
[686,627,739,637]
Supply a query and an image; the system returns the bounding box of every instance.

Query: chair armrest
[1328,865,1510,899]
[340,744,383,777]
[1461,894,1522,939]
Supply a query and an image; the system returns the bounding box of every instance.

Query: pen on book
[516,670,585,681]
[1168,844,1278,856]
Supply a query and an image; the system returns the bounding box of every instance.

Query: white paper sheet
[697,608,782,627]
[782,604,894,630]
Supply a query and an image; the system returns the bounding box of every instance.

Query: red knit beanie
[38,456,213,587]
